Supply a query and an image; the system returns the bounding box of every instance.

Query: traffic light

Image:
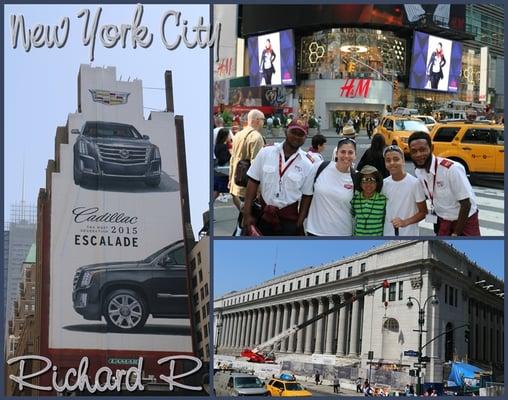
[465,329,470,343]
[347,60,356,73]
[409,370,416,377]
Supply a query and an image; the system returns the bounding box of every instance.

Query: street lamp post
[407,295,439,396]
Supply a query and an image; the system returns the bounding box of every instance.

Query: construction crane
[241,280,389,363]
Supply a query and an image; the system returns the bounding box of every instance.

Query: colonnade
[218,294,364,357]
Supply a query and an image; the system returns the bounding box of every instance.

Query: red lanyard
[278,152,298,180]
[423,158,438,205]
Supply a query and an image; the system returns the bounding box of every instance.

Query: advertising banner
[49,65,192,353]
[409,31,463,93]
[479,47,489,102]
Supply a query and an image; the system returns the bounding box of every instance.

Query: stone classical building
[214,241,504,384]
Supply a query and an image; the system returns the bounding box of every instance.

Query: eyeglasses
[383,144,403,157]
[360,177,377,184]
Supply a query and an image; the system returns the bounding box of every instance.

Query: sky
[213,240,504,298]
[4,4,210,236]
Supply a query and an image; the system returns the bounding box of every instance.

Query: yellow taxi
[266,376,312,397]
[375,115,429,155]
[430,121,504,180]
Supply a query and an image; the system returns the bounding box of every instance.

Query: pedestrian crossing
[419,186,505,236]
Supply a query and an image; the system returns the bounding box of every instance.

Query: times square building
[214,4,504,129]
[214,241,504,385]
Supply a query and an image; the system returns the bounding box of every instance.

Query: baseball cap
[287,119,308,136]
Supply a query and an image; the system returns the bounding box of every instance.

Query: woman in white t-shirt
[301,138,357,236]
[382,145,427,236]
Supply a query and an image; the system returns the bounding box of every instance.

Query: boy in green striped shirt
[351,165,387,236]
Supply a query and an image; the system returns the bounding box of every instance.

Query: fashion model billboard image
[248,29,296,87]
[409,31,463,92]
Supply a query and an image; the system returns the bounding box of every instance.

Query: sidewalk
[302,380,364,397]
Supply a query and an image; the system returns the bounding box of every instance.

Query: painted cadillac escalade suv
[72,241,189,331]
[72,121,161,188]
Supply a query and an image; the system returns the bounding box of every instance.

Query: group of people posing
[222,109,480,237]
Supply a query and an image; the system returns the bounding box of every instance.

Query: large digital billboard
[248,29,296,87]
[409,31,463,93]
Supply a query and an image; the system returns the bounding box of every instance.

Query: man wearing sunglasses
[408,131,480,236]
[243,119,314,235]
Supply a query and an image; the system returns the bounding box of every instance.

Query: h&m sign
[339,78,371,98]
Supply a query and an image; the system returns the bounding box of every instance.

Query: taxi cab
[266,375,312,397]
[375,115,429,155]
[430,121,504,181]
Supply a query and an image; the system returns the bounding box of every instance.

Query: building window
[297,280,301,289]
[197,252,202,265]
[195,311,201,323]
[257,292,260,299]
[275,287,278,295]
[204,283,209,296]
[454,289,458,307]
[200,288,204,301]
[325,272,329,283]
[192,276,197,288]
[445,285,448,304]
[263,290,266,297]
[383,318,399,332]
[202,305,206,319]
[398,281,403,300]
[315,276,319,285]
[204,324,209,338]
[282,285,285,293]
[360,262,366,272]
[190,258,196,273]
[198,270,203,283]
[306,278,310,287]
[269,289,272,296]
[348,266,352,277]
[468,270,472,277]
[290,282,293,291]
[448,286,454,305]
[388,282,396,301]
[336,270,340,280]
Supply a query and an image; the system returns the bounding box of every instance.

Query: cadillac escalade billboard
[48,65,192,354]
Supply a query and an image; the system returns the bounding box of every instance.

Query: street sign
[404,350,420,357]
[420,356,431,362]
[413,363,427,368]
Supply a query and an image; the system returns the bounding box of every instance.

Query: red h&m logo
[339,79,371,98]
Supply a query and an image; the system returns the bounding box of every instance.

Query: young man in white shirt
[408,131,480,236]
[243,119,314,235]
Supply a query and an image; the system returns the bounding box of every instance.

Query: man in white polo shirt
[243,119,314,235]
[408,131,480,236]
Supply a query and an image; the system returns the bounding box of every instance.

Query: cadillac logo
[119,149,130,159]
[89,89,130,105]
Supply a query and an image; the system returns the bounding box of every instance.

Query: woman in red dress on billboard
[427,42,446,90]
[259,39,276,85]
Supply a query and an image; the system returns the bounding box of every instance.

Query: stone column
[336,296,347,356]
[267,306,276,344]
[239,312,247,348]
[220,314,228,348]
[274,305,282,350]
[315,298,325,354]
[250,310,258,345]
[234,312,242,348]
[288,302,298,353]
[304,299,316,354]
[244,311,253,348]
[255,309,263,345]
[325,296,337,354]
[296,301,306,353]
[349,294,360,356]
[280,303,290,352]
[229,313,237,348]
[261,307,270,343]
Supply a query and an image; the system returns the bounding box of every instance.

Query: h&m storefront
[304,78,393,129]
